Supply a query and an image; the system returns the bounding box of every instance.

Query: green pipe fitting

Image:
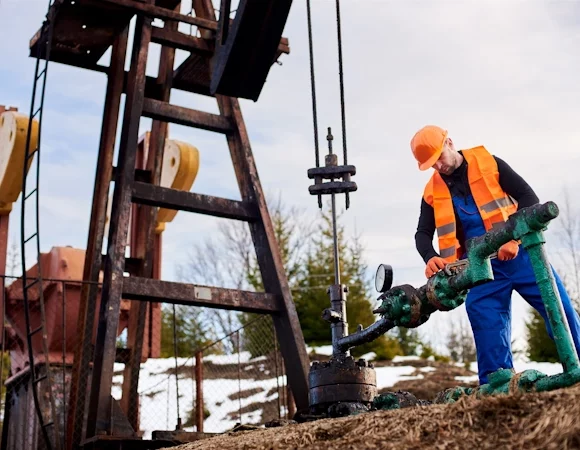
[523,237,580,373]
[534,368,580,392]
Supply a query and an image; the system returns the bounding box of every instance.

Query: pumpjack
[5,1,305,450]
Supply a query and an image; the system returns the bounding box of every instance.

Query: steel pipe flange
[308,356,377,407]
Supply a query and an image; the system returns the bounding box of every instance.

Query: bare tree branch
[174,191,317,353]
[446,310,476,364]
[553,186,580,307]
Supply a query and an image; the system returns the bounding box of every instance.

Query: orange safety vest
[423,146,517,263]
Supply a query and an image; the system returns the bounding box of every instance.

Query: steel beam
[122,6,181,430]
[223,98,310,410]
[197,0,310,411]
[142,99,233,134]
[210,0,293,100]
[151,27,213,54]
[94,0,218,30]
[131,182,258,221]
[122,277,280,313]
[67,26,129,450]
[86,11,153,438]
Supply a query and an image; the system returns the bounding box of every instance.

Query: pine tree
[293,207,402,359]
[160,305,219,357]
[525,309,559,363]
[240,195,313,357]
[393,328,422,356]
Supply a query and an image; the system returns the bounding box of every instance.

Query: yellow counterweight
[0,111,39,215]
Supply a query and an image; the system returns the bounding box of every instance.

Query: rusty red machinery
[0,109,176,449]
[1,1,307,450]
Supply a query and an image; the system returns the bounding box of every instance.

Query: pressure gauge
[375,264,393,293]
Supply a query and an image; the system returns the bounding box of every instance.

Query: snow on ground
[455,359,565,384]
[375,365,421,387]
[391,355,422,363]
[110,351,567,439]
[306,345,333,355]
[110,352,422,438]
[111,353,288,438]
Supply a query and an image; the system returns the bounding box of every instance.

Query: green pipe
[534,368,580,392]
[449,202,560,292]
[522,233,580,372]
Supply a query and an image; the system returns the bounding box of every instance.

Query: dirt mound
[386,362,478,401]
[164,383,580,449]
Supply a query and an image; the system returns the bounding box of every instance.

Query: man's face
[432,142,456,175]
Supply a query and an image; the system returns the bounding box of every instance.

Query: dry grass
[164,383,580,450]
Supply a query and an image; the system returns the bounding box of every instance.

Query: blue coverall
[452,192,580,385]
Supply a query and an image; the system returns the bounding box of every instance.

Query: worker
[410,125,580,385]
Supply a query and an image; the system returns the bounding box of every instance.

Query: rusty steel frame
[197,0,310,409]
[131,182,259,221]
[122,277,281,313]
[29,0,312,445]
[85,6,154,438]
[66,25,130,450]
[210,0,293,100]
[120,5,179,430]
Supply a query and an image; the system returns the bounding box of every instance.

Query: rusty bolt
[357,358,367,367]
[325,154,338,167]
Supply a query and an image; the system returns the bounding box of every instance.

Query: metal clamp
[307,154,357,196]
[307,127,356,209]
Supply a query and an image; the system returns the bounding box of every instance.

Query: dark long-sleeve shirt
[415,153,539,263]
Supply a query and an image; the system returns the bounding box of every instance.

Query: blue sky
[1,0,580,355]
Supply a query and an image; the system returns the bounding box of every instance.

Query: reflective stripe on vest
[422,146,517,263]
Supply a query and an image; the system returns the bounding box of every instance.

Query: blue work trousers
[466,250,580,384]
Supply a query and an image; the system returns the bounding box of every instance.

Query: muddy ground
[164,381,580,449]
[164,358,579,450]
[380,358,478,400]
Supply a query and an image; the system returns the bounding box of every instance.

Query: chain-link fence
[0,275,291,449]
[0,274,72,450]
[125,311,290,438]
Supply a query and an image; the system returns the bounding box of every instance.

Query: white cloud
[1,0,579,353]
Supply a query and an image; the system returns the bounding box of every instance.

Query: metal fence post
[237,330,242,424]
[195,351,203,432]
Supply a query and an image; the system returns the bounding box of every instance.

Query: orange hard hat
[410,125,448,171]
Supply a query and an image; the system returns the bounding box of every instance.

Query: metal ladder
[20,0,62,449]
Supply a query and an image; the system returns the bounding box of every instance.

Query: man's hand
[425,256,447,278]
[498,240,519,261]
